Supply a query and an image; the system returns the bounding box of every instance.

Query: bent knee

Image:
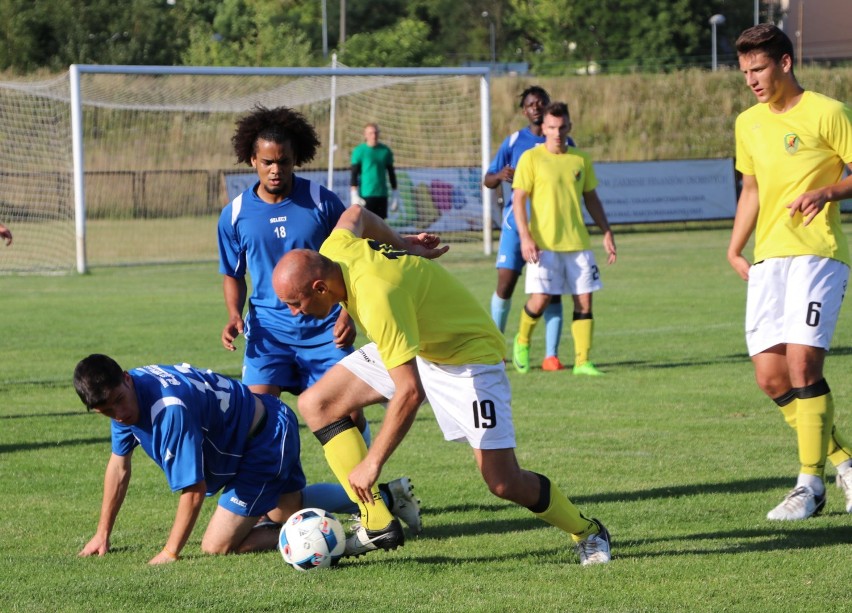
[200,540,234,555]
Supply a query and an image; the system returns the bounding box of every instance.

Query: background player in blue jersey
[483,86,576,372]
[74,354,309,564]
[217,106,420,533]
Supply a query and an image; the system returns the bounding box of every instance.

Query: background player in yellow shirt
[271,205,612,565]
[727,24,852,520]
[511,102,616,376]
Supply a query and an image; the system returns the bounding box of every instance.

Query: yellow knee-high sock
[319,421,394,530]
[518,308,541,346]
[796,382,834,478]
[776,387,850,468]
[571,316,593,366]
[528,473,597,542]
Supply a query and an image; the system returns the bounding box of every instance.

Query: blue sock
[301,482,359,515]
[543,301,563,358]
[300,482,391,516]
[360,420,372,447]
[491,292,511,333]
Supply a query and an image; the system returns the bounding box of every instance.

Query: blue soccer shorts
[217,394,307,517]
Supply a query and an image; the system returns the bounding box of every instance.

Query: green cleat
[572,362,604,376]
[512,333,530,374]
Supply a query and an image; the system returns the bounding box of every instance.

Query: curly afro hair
[232,105,321,167]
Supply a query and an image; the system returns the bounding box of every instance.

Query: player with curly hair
[217,106,421,534]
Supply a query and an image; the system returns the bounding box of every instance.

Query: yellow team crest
[784,133,800,154]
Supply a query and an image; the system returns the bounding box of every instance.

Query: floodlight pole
[709,14,726,71]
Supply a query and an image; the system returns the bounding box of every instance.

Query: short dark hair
[73,354,124,410]
[736,24,794,65]
[519,85,550,108]
[544,101,570,119]
[232,105,320,167]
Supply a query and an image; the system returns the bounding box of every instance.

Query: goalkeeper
[350,122,399,218]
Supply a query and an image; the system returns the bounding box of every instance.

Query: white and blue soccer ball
[278,508,346,571]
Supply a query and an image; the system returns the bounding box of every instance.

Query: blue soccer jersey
[112,364,262,495]
[217,176,346,346]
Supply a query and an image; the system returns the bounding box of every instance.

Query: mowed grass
[2,226,851,612]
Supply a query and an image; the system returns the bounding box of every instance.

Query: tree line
[1,0,759,74]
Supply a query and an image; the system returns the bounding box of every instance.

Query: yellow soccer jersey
[736,90,852,265]
[512,144,598,252]
[319,229,505,369]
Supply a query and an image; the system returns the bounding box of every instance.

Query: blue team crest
[784,133,800,154]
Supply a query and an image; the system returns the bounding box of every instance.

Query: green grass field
[2,227,851,612]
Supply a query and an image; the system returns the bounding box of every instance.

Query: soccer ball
[278,508,346,571]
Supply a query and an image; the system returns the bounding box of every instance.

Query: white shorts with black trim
[745,255,849,356]
[525,249,603,296]
[340,343,516,450]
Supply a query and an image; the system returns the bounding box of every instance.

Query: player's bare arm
[511,187,539,263]
[788,164,852,226]
[348,360,424,504]
[149,481,206,565]
[79,452,132,557]
[221,275,247,351]
[337,205,449,259]
[727,174,760,281]
[483,165,514,189]
[583,189,617,265]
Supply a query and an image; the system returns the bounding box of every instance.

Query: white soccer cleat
[576,519,611,566]
[766,485,826,520]
[836,469,852,513]
[385,477,423,535]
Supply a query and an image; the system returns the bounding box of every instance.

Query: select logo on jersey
[784,133,800,154]
[269,216,287,223]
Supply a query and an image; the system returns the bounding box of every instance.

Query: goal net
[0,64,491,273]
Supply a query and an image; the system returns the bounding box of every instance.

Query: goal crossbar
[68,64,493,273]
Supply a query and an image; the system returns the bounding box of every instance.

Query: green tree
[182,0,314,67]
[339,18,441,67]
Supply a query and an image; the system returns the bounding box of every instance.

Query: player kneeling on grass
[73,354,420,565]
[272,205,612,565]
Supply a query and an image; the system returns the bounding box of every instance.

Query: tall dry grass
[491,67,852,161]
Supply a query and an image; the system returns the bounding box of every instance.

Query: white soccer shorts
[339,343,516,450]
[525,249,603,296]
[745,255,849,356]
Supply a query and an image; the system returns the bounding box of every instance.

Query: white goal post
[0,64,493,274]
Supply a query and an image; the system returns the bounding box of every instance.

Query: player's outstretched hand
[403,233,449,259]
[79,534,110,557]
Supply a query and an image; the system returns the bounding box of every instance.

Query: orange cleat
[541,356,565,371]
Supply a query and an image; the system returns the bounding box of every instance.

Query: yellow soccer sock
[775,390,851,467]
[319,421,394,530]
[528,473,597,542]
[571,316,593,366]
[518,308,541,346]
[827,425,852,468]
[796,383,834,478]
